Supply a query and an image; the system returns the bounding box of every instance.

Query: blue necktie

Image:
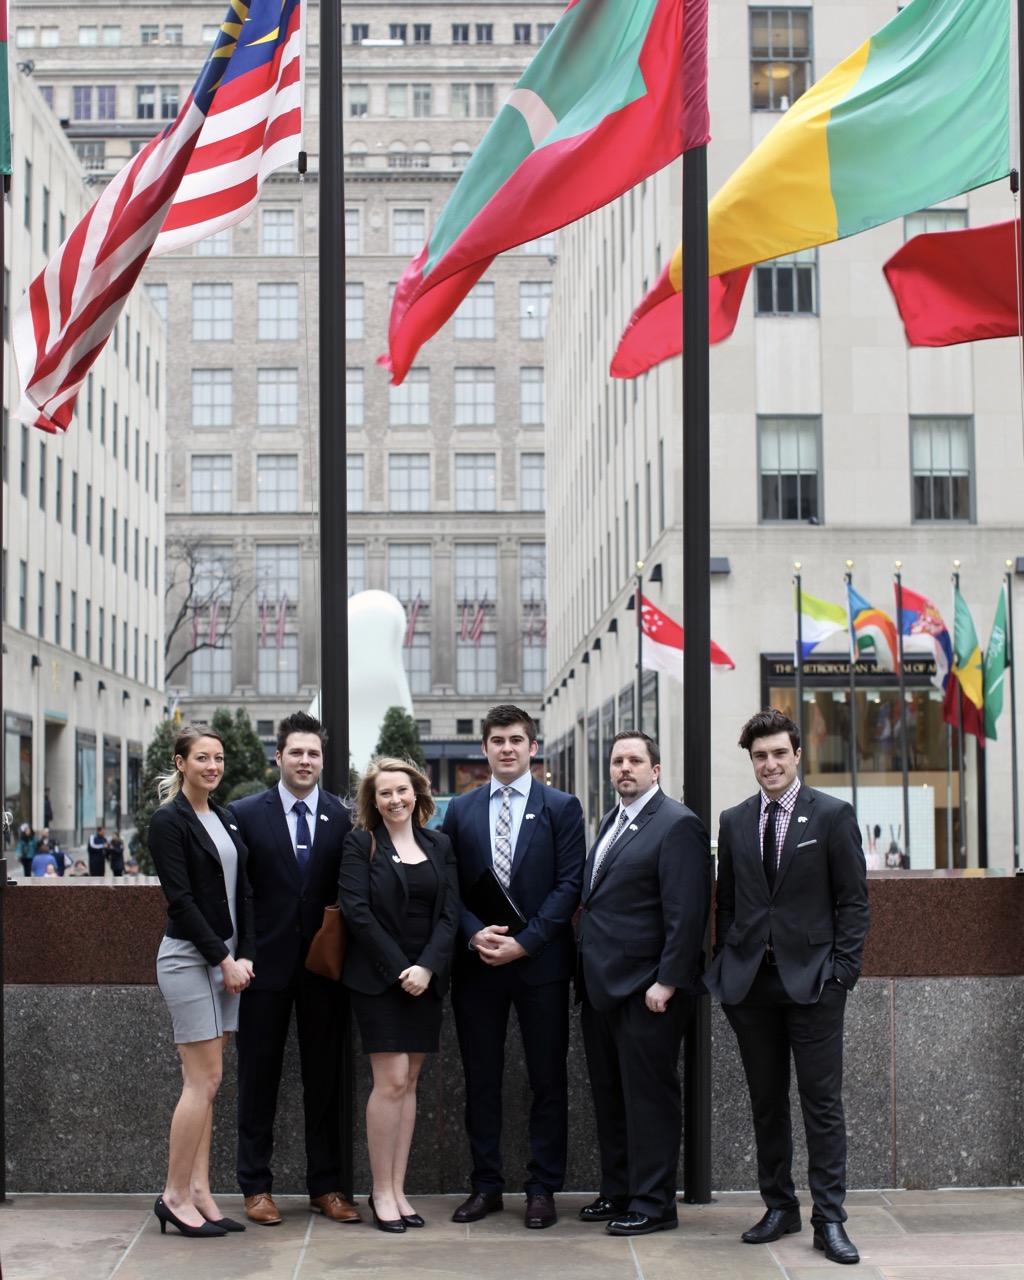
[293,800,311,879]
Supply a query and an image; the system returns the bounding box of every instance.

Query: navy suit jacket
[703,784,870,1006]
[228,786,352,992]
[441,777,586,986]
[577,790,710,1013]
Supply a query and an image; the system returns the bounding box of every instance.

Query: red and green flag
[983,586,1009,742]
[380,0,709,384]
[1,3,12,177]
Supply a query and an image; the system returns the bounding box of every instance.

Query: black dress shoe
[579,1197,627,1223]
[814,1222,860,1264]
[524,1192,557,1229]
[742,1207,802,1243]
[400,1212,425,1228]
[451,1191,504,1223]
[605,1211,678,1236]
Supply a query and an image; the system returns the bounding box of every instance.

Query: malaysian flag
[404,593,421,648]
[13,0,303,434]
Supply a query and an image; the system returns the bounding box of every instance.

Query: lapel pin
[229,824,238,831]
[524,813,536,820]
[392,854,401,863]
[798,816,809,823]
[629,824,639,832]
[319,814,329,822]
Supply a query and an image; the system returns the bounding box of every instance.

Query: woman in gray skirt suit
[149,723,256,1238]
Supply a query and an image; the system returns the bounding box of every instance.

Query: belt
[762,945,777,968]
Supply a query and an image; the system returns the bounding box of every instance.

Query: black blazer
[228,786,352,991]
[703,785,870,1006]
[339,825,459,997]
[149,791,256,968]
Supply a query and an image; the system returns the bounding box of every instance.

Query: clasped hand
[220,955,255,995]
[645,980,675,1014]
[471,925,528,966]
[399,964,432,996]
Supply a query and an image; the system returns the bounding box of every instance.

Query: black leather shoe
[451,1191,504,1223]
[524,1192,557,1229]
[606,1211,678,1236]
[578,1197,627,1223]
[814,1222,860,1264]
[742,1207,802,1243]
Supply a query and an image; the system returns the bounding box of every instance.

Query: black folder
[466,867,528,935]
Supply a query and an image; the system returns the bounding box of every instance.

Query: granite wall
[4,874,1022,1194]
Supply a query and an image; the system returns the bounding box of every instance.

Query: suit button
[769,905,775,913]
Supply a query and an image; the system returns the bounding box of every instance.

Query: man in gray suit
[576,731,710,1236]
[703,709,869,1266]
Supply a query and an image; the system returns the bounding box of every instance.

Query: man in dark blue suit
[229,713,361,1227]
[442,704,585,1230]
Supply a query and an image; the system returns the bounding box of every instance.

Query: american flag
[13,0,303,434]
[275,591,289,649]
[459,596,470,643]
[470,596,488,647]
[404,593,421,648]
[208,599,221,646]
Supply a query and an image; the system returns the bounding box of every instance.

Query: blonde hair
[355,756,435,831]
[157,723,225,804]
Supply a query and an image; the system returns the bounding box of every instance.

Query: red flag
[275,592,288,649]
[381,0,709,383]
[470,597,488,646]
[942,671,985,745]
[404,593,421,648]
[883,220,1018,347]
[259,594,268,648]
[540,618,548,644]
[640,595,734,680]
[459,596,470,643]
[208,599,221,646]
[611,256,751,378]
[13,0,303,433]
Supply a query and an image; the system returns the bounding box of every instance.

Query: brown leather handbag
[305,834,375,981]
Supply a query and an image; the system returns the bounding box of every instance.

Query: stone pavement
[1,1188,1022,1280]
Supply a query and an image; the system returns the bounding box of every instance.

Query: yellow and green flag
[1,3,12,177]
[983,587,1008,741]
[708,0,1012,277]
[952,587,984,711]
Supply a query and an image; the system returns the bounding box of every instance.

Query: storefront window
[75,731,97,843]
[104,736,121,829]
[4,714,33,841]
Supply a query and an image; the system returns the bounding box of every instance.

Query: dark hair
[355,757,436,831]
[609,730,661,768]
[158,723,226,803]
[277,711,327,755]
[481,703,538,744]
[738,708,801,753]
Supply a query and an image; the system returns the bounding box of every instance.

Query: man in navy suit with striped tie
[442,704,585,1230]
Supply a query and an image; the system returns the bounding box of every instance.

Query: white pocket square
[796,838,817,848]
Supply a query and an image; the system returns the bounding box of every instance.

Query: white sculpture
[308,590,414,776]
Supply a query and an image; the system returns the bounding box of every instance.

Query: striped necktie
[591,807,630,888]
[493,786,513,887]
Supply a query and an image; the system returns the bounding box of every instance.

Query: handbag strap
[370,833,376,863]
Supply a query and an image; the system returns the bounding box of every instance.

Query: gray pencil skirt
[156,936,240,1044]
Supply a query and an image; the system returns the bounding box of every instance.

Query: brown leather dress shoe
[451,1191,504,1223]
[309,1192,362,1224]
[244,1192,282,1225]
[524,1192,557,1229]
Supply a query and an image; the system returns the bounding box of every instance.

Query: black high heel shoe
[154,1197,228,1238]
[201,1213,246,1232]
[368,1194,406,1234]
[400,1211,425,1228]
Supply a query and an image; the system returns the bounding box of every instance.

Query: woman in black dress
[340,757,459,1232]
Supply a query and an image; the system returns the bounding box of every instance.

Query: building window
[454,368,495,426]
[522,232,557,255]
[755,249,818,315]
[520,543,546,602]
[454,282,495,339]
[257,368,299,428]
[16,27,37,47]
[73,140,106,171]
[521,453,545,510]
[389,454,430,511]
[347,367,365,427]
[388,544,432,603]
[262,209,296,255]
[404,634,431,695]
[39,85,55,109]
[451,84,470,118]
[413,84,433,118]
[346,282,365,341]
[193,637,233,696]
[348,455,365,512]
[538,23,556,42]
[351,23,369,43]
[476,24,494,43]
[97,85,116,121]
[904,208,968,239]
[161,86,179,119]
[514,23,532,44]
[452,145,472,170]
[102,26,121,46]
[258,634,298,695]
[389,23,407,41]
[257,283,299,340]
[79,26,98,46]
[392,209,426,255]
[345,208,361,254]
[164,25,183,46]
[136,84,156,119]
[193,544,234,602]
[456,637,497,694]
[475,84,496,117]
[389,368,430,426]
[455,454,497,511]
[191,283,232,339]
[452,23,469,43]
[520,367,545,425]
[455,543,498,603]
[192,369,233,428]
[72,86,93,120]
[145,282,168,320]
[758,415,821,522]
[18,561,28,630]
[388,83,409,118]
[348,544,366,596]
[750,8,812,111]
[522,641,547,694]
[257,454,299,513]
[191,455,232,513]
[911,416,973,522]
[141,25,159,45]
[256,544,300,608]
[349,84,369,118]
[414,23,431,44]
[520,282,552,338]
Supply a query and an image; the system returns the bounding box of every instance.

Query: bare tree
[164,537,258,684]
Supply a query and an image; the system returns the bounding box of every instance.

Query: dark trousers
[723,965,849,1225]
[451,965,570,1196]
[580,988,693,1219]
[87,847,106,877]
[236,967,347,1198]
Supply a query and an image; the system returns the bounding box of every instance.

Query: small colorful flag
[640,596,734,683]
[798,591,847,659]
[404,593,421,648]
[952,587,984,710]
[1,4,12,177]
[896,584,953,691]
[208,599,221,646]
[846,583,897,672]
[275,591,288,649]
[983,586,1009,741]
[470,597,488,646]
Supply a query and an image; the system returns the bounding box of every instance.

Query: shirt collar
[490,771,533,801]
[760,778,801,813]
[620,783,660,822]
[279,780,319,814]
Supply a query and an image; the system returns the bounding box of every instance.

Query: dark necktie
[763,800,779,890]
[591,807,630,888]
[293,800,311,879]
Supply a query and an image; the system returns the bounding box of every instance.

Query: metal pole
[680,143,711,1205]
[845,567,859,818]
[893,568,912,864]
[636,565,643,733]
[794,569,805,779]
[952,572,967,865]
[318,0,354,1200]
[1005,569,1021,868]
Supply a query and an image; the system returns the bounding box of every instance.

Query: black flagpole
[1004,566,1021,868]
[893,567,912,864]
[318,0,353,1198]
[680,142,712,1205]
[844,566,859,819]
